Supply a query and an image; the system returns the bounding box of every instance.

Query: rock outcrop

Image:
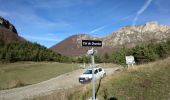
[103,21,170,48]
[0,16,25,43]
[0,16,17,34]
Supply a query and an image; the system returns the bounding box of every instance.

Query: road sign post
[125,55,135,68]
[82,40,102,100]
[91,48,95,100]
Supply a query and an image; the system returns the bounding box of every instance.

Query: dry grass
[0,62,79,90]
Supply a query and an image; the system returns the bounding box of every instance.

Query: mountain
[51,21,170,56]
[0,16,25,43]
[103,21,170,48]
[51,34,90,56]
[0,16,67,62]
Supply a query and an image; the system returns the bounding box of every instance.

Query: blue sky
[0,0,170,48]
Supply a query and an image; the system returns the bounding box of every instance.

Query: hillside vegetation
[0,41,70,63]
[2,38,169,63]
[34,57,170,100]
[0,16,70,63]
[111,39,170,64]
[76,39,170,64]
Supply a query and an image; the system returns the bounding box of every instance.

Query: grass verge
[0,62,78,90]
[33,58,170,100]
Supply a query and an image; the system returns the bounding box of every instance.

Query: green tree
[95,55,102,63]
[111,48,126,65]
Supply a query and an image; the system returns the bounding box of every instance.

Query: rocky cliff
[0,16,25,43]
[103,21,170,48]
[0,16,17,34]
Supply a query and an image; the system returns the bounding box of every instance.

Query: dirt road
[0,67,120,100]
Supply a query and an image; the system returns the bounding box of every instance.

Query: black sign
[82,40,102,47]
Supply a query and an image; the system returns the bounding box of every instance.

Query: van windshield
[84,70,92,74]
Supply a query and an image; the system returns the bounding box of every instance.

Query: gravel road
[0,67,120,100]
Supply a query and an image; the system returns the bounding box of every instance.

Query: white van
[79,67,106,84]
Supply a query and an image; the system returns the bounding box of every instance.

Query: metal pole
[91,47,95,100]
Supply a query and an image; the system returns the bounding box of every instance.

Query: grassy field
[33,58,170,100]
[0,62,79,90]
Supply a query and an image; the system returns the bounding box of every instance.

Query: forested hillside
[111,39,170,64]
[0,41,70,62]
[76,39,170,64]
[0,16,70,63]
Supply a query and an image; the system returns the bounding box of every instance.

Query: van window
[84,70,92,74]
[99,68,102,72]
[94,70,98,74]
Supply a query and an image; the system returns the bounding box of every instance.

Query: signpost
[82,40,102,100]
[125,55,135,68]
[82,40,102,47]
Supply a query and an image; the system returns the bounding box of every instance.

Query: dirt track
[0,67,120,100]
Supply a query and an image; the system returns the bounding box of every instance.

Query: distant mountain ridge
[51,21,170,56]
[103,21,170,48]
